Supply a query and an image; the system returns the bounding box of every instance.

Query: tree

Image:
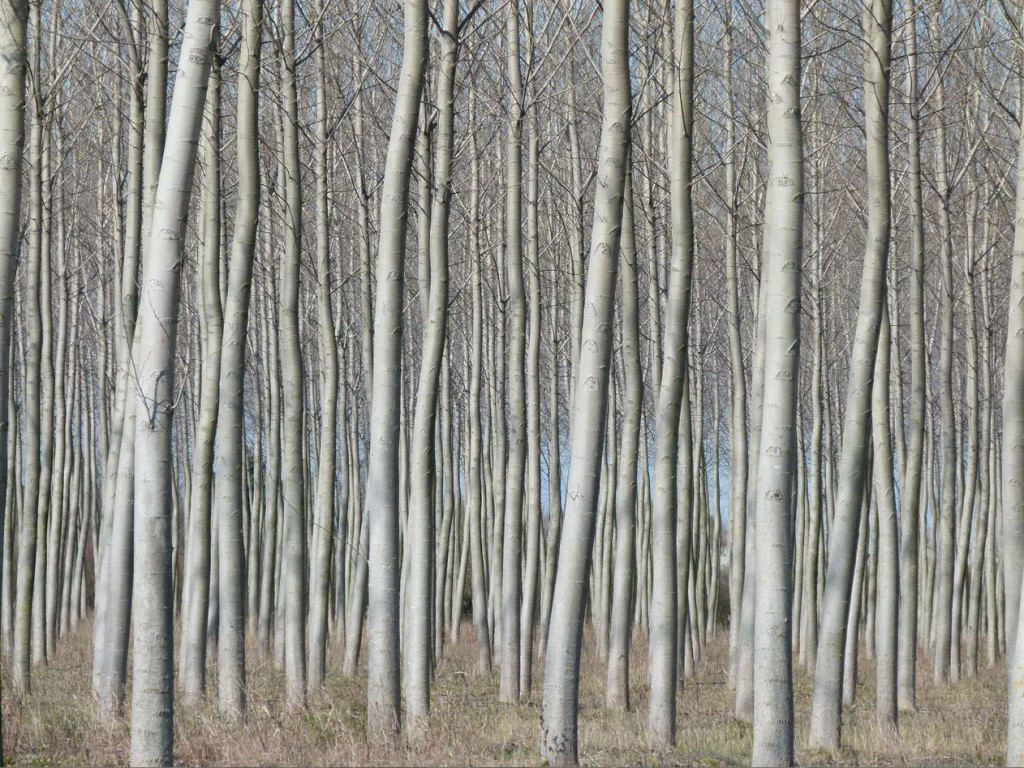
[365,0,427,739]
[861,0,896,726]
[898,0,925,712]
[500,0,527,705]
[213,0,262,720]
[307,0,338,694]
[808,0,894,742]
[541,0,631,763]
[873,304,898,726]
[180,51,222,705]
[750,0,804,761]
[13,0,44,695]
[928,8,956,687]
[649,0,693,746]
[1004,7,1024,764]
[721,0,748,688]
[606,165,641,710]
[0,0,28,755]
[95,0,169,719]
[278,0,307,707]
[405,0,459,731]
[464,83,492,678]
[130,0,218,761]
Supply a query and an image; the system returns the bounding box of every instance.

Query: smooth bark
[365,0,427,739]
[130,2,218,762]
[541,2,630,762]
[649,0,693,746]
[751,0,804,762]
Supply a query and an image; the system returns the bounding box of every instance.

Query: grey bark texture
[278,0,307,707]
[1005,8,1024,764]
[12,5,42,694]
[500,0,526,705]
[606,167,641,711]
[649,0,693,746]
[751,0,804,762]
[180,57,223,704]
[898,0,925,711]
[308,0,337,693]
[405,0,458,732]
[541,2,630,763]
[213,0,261,721]
[0,3,26,755]
[807,0,893,742]
[365,0,427,739]
[130,1,218,762]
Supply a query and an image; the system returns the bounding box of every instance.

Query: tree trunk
[130,2,218,762]
[541,2,630,763]
[843,491,870,708]
[365,0,427,740]
[405,0,457,731]
[342,68,373,675]
[0,3,27,755]
[952,200,981,685]
[464,86,491,677]
[606,166,641,711]
[807,0,892,741]
[540,301,562,655]
[929,8,956,685]
[181,56,223,704]
[95,0,168,718]
[13,5,44,692]
[520,94,543,699]
[722,2,747,688]
[751,0,804,761]
[278,0,307,707]
[500,0,526,704]
[307,0,338,693]
[1004,7,1024,762]
[873,302,898,727]
[649,0,692,746]
[213,0,260,722]
[898,0,925,711]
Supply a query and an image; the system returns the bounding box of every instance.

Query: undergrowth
[0,620,1005,766]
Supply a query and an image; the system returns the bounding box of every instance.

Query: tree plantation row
[0,0,1020,765]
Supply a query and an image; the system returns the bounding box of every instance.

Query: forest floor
[0,620,1006,766]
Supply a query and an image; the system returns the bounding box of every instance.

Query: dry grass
[0,620,1006,766]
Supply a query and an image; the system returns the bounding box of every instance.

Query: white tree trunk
[365,0,427,739]
[465,86,491,676]
[500,0,526,704]
[606,168,641,710]
[307,0,337,693]
[0,3,27,753]
[898,0,925,711]
[808,0,892,737]
[180,58,222,704]
[649,0,692,745]
[278,0,307,706]
[13,8,43,692]
[859,0,896,725]
[721,4,747,688]
[751,0,804,762]
[520,95,543,699]
[1004,8,1024,763]
[130,2,218,762]
[541,2,630,763]
[405,0,458,731]
[873,305,898,727]
[213,0,260,720]
[93,0,144,699]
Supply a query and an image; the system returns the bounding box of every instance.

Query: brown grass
[0,621,1006,766]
